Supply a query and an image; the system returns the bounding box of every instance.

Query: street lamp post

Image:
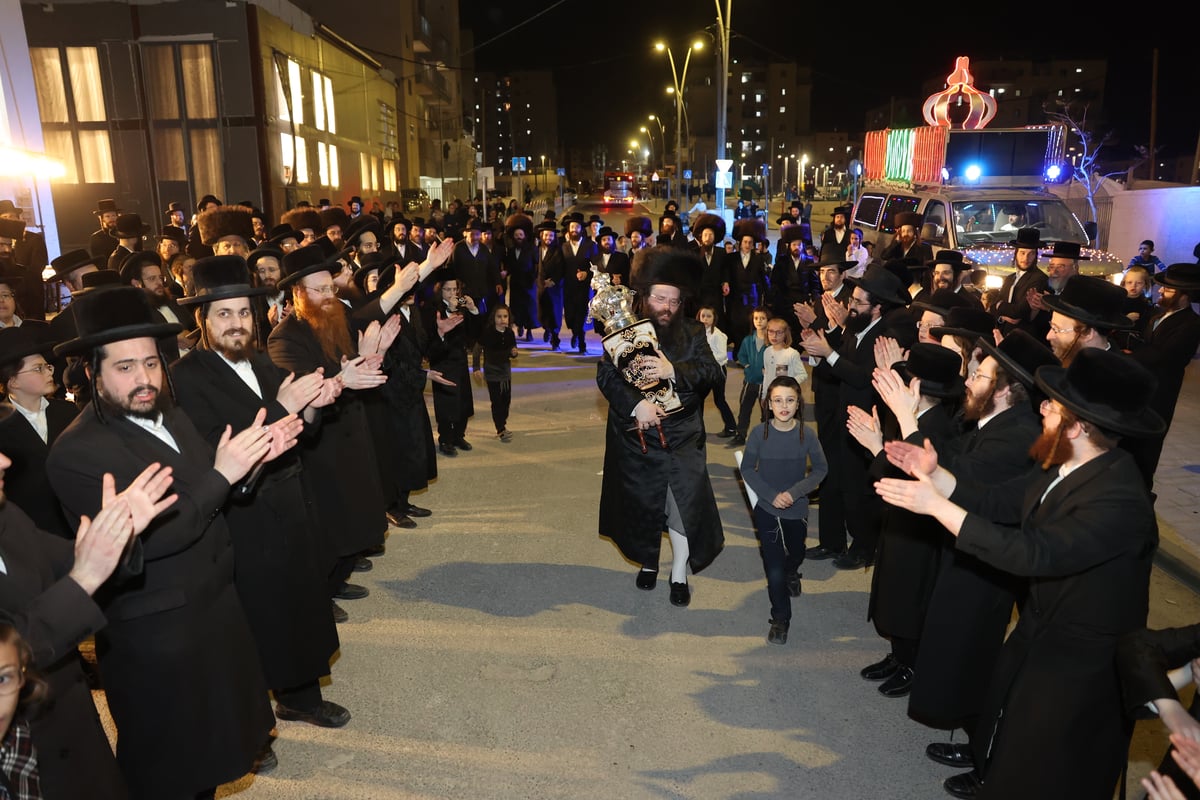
[800,154,809,194]
[714,0,732,219]
[639,126,657,169]
[540,154,545,192]
[656,38,703,204]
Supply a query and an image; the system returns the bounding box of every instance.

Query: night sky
[462,4,1198,167]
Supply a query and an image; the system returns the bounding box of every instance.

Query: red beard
[1029,419,1073,469]
[295,293,353,363]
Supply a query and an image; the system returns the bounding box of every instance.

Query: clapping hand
[105,463,178,534]
[872,366,920,422]
[822,293,849,328]
[213,408,275,485]
[799,327,832,359]
[873,336,905,372]
[793,301,817,327]
[882,437,939,478]
[338,354,387,390]
[276,369,325,414]
[846,405,883,455]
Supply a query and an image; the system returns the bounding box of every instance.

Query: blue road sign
[512,157,527,171]
[683,169,693,180]
[557,168,565,176]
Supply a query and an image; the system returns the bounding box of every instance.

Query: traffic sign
[651,172,660,182]
[715,171,733,189]
[556,167,565,176]
[512,156,527,172]
[683,169,693,180]
[715,159,734,173]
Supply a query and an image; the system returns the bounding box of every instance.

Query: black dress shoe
[727,433,746,446]
[715,428,737,438]
[832,551,869,570]
[767,619,789,645]
[570,334,578,348]
[253,743,278,774]
[860,652,899,681]
[927,742,974,768]
[331,601,349,623]
[805,545,841,561]
[275,700,352,729]
[524,330,533,342]
[387,511,417,529]
[542,331,550,343]
[635,569,658,591]
[550,338,561,351]
[669,581,691,607]
[364,543,386,557]
[405,504,432,518]
[333,583,369,600]
[439,442,457,457]
[786,572,802,598]
[455,439,473,451]
[352,557,373,572]
[878,665,914,697]
[943,770,983,799]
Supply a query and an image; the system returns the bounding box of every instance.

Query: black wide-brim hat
[55,286,183,357]
[178,255,273,306]
[343,214,382,247]
[691,213,726,242]
[352,252,400,295]
[1034,348,1164,437]
[814,250,855,271]
[93,198,121,216]
[892,342,965,399]
[0,325,55,367]
[157,226,187,246]
[931,249,969,272]
[1010,227,1043,249]
[929,307,996,341]
[1154,262,1200,292]
[70,270,123,299]
[1041,274,1134,330]
[277,244,338,290]
[846,264,910,307]
[977,329,1058,389]
[119,251,163,284]
[114,214,148,239]
[1046,240,1090,261]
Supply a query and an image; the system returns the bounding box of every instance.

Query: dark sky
[462,4,1198,167]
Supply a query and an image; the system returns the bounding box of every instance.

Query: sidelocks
[588,265,680,453]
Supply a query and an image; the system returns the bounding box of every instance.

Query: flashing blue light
[964,164,982,181]
[1045,163,1062,181]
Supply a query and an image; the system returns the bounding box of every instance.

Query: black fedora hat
[893,342,965,399]
[0,200,19,217]
[93,198,121,216]
[119,251,163,284]
[177,255,273,306]
[352,251,400,295]
[931,250,969,272]
[813,249,856,271]
[1153,262,1200,292]
[1042,274,1133,330]
[587,214,604,226]
[265,224,300,250]
[114,214,148,239]
[343,214,382,248]
[157,226,187,247]
[55,286,182,357]
[1034,348,1164,437]
[929,306,996,341]
[977,329,1058,389]
[1010,227,1043,249]
[163,201,185,216]
[46,249,103,282]
[1046,240,1090,261]
[0,218,26,241]
[0,326,55,367]
[277,244,338,290]
[70,270,123,299]
[846,263,910,307]
[386,215,413,235]
[247,246,285,275]
[595,226,618,242]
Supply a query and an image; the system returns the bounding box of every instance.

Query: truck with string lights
[850,122,1123,279]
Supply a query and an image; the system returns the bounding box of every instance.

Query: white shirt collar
[126,413,180,452]
[9,395,49,443]
[217,352,263,398]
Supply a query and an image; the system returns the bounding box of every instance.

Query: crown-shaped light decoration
[922,56,997,130]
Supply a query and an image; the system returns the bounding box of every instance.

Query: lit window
[313,73,324,131]
[288,59,303,124]
[741,72,751,84]
[281,133,308,183]
[779,106,786,114]
[781,88,786,96]
[28,46,114,184]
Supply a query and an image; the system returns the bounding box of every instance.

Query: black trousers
[487,379,511,433]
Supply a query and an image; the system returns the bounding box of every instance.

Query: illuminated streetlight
[654,38,703,202]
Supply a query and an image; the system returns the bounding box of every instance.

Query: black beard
[844,310,874,334]
[98,383,173,421]
[146,289,170,308]
[651,307,685,350]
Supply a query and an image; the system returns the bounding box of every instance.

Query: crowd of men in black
[0,189,1199,799]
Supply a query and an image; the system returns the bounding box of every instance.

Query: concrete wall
[1109,185,1200,267]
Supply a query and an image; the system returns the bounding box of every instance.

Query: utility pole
[714,0,732,223]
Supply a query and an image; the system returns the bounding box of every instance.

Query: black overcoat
[0,502,127,800]
[596,316,724,572]
[559,238,597,331]
[46,404,274,798]
[170,348,338,689]
[0,399,78,538]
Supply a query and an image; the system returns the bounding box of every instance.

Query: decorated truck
[849,57,1122,279]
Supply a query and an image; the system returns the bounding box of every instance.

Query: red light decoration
[922,56,997,130]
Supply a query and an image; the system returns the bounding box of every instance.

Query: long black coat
[267,312,387,557]
[46,405,273,798]
[0,502,127,800]
[425,302,475,428]
[950,448,1156,800]
[866,404,955,640]
[560,237,597,331]
[170,348,339,689]
[992,266,1049,336]
[907,402,1041,729]
[597,316,724,572]
[1126,306,1200,481]
[503,241,538,332]
[723,250,767,345]
[0,399,78,538]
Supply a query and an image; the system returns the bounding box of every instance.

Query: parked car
[400,188,430,214]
